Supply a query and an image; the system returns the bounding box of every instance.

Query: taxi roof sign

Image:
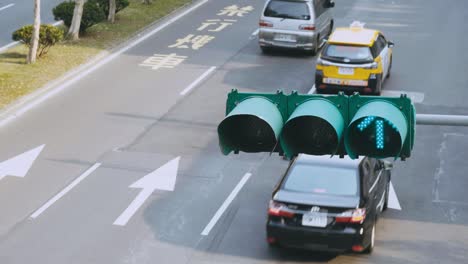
[328,21,379,46]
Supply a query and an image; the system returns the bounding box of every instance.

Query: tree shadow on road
[0,52,26,65]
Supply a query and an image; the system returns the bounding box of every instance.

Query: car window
[283,164,358,196]
[373,35,387,56]
[323,44,373,61]
[264,0,311,20]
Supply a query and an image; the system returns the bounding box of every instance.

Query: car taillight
[335,208,366,223]
[259,20,273,27]
[299,24,315,31]
[268,200,294,218]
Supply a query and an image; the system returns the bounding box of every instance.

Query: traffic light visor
[218,97,284,155]
[345,100,408,159]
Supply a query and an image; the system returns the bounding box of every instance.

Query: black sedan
[266,155,392,253]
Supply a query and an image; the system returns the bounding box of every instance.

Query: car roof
[294,154,364,169]
[328,21,380,46]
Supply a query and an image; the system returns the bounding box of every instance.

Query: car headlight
[316,57,324,66]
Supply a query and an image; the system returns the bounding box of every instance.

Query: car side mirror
[327,0,335,8]
[382,161,393,171]
[388,41,394,48]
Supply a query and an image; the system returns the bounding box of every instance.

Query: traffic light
[217,90,288,155]
[217,90,415,160]
[345,94,415,159]
[280,91,348,158]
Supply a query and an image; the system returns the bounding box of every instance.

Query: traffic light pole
[416,114,468,126]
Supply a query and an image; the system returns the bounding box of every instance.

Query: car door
[376,34,390,78]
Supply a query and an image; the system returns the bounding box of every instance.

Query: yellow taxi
[315,21,394,95]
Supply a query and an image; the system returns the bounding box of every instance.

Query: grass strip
[0,0,192,109]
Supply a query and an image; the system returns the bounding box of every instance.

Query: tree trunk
[108,0,116,23]
[142,0,151,5]
[68,0,85,41]
[27,0,40,64]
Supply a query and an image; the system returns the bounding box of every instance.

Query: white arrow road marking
[0,145,45,181]
[31,163,101,218]
[113,156,180,226]
[388,181,402,210]
[201,172,252,236]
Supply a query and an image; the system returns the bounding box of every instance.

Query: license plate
[302,213,327,227]
[338,67,354,75]
[323,78,368,87]
[274,34,296,42]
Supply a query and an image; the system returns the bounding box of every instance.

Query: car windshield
[323,44,373,61]
[283,164,358,196]
[264,0,310,20]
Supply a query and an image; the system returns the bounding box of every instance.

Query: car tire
[373,77,383,95]
[310,36,320,56]
[363,224,376,254]
[260,46,272,54]
[386,56,392,79]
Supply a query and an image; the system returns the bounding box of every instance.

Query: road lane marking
[201,172,252,236]
[388,181,402,210]
[0,145,45,181]
[249,29,259,39]
[0,3,14,11]
[381,90,424,103]
[307,84,316,94]
[113,157,180,226]
[30,163,101,218]
[0,0,209,127]
[52,20,64,26]
[180,66,216,96]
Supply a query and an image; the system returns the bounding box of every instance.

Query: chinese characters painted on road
[139,53,187,70]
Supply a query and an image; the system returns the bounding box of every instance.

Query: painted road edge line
[201,172,252,236]
[308,84,316,94]
[0,0,209,126]
[180,66,216,96]
[0,3,14,11]
[30,163,101,218]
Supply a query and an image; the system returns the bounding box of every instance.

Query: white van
[259,0,335,55]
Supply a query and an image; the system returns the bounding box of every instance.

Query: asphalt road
[1,0,468,263]
[0,0,63,47]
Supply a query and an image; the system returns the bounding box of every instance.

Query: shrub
[12,25,64,57]
[96,0,130,17]
[53,0,106,33]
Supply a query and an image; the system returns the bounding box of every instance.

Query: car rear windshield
[264,0,310,20]
[283,164,358,196]
[322,44,373,62]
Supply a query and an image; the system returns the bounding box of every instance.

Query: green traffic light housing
[280,92,348,158]
[217,90,288,155]
[345,93,415,160]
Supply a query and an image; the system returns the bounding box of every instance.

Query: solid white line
[0,0,209,126]
[0,3,14,11]
[30,163,101,218]
[252,29,259,36]
[52,20,64,26]
[180,66,216,96]
[201,172,252,236]
[307,84,316,94]
[0,41,20,53]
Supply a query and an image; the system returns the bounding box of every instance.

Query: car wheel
[373,77,383,95]
[260,46,272,54]
[363,224,375,254]
[310,36,320,56]
[386,56,392,79]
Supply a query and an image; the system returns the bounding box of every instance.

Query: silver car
[259,0,335,54]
